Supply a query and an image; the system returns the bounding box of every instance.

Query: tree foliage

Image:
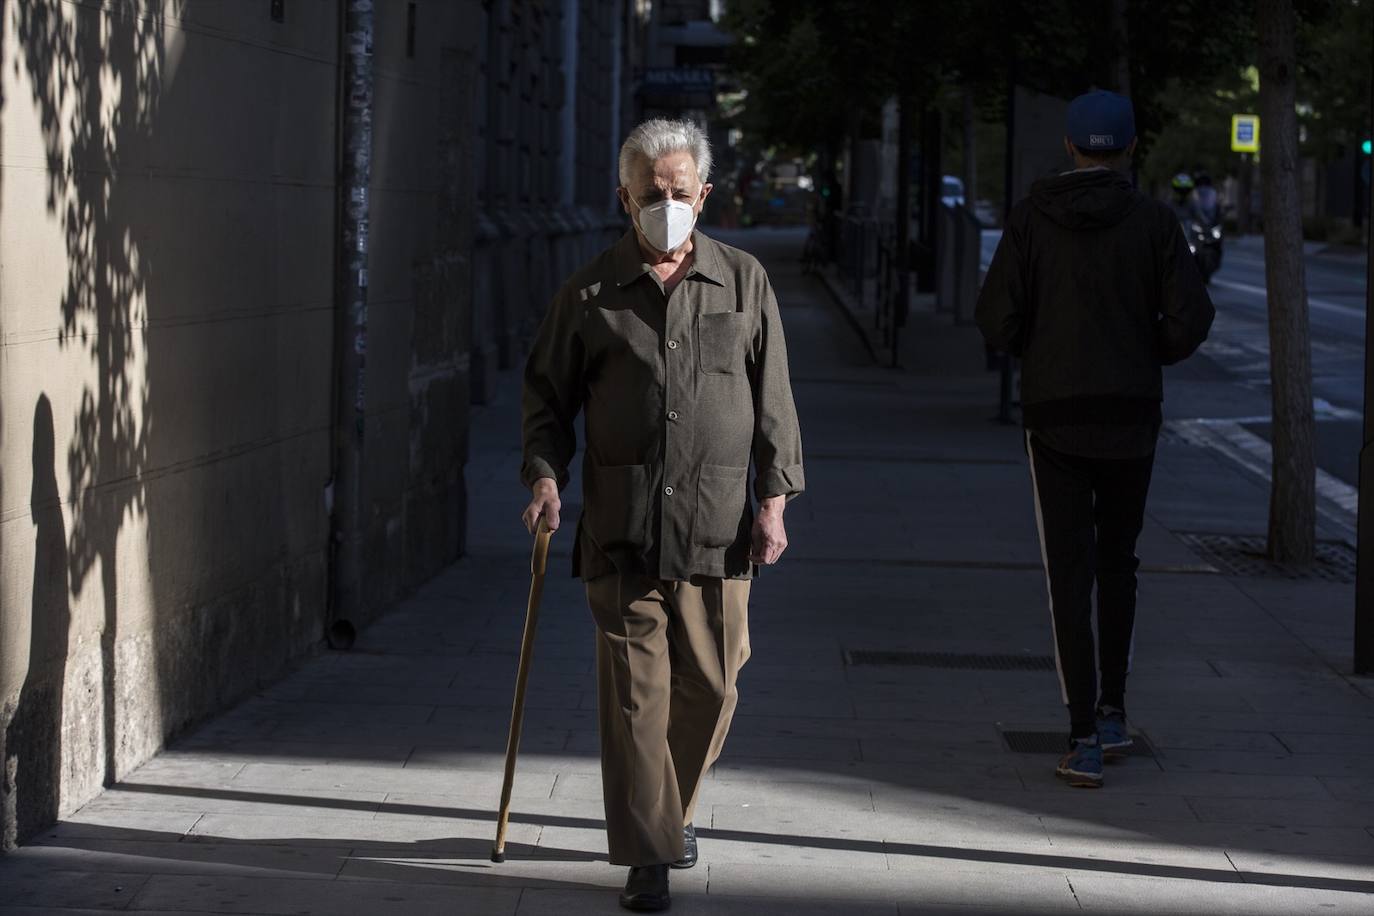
[1140,68,1260,188]
[723,0,1256,174]
[1107,0,1369,187]
[1297,0,1373,160]
[721,0,941,152]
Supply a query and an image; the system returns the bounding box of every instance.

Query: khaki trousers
[585,573,751,866]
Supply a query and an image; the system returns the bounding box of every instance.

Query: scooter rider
[1171,172,1223,282]
[1170,172,1203,225]
[1193,173,1221,228]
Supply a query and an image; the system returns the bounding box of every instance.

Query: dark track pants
[1025,432,1155,740]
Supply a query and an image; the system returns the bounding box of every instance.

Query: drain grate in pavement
[844,650,1057,671]
[1174,532,1356,584]
[1001,729,1156,758]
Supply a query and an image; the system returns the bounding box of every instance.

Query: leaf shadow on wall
[12,0,160,809]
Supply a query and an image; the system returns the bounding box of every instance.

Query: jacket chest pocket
[697,312,749,375]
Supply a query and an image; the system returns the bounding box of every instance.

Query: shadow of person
[3,395,72,848]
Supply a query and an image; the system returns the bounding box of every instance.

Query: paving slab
[1066,870,1374,914]
[707,805,1054,854]
[5,838,350,880]
[0,910,220,916]
[40,811,204,841]
[74,785,389,819]
[1186,797,1374,828]
[129,874,522,915]
[1037,817,1374,858]
[227,762,557,798]
[1011,768,1333,800]
[1143,728,1291,753]
[1154,748,1374,777]
[516,887,901,916]
[184,813,540,850]
[703,861,1078,910]
[0,864,151,910]
[336,850,711,891]
[1224,851,1374,891]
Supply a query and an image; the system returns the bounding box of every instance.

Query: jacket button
[667,410,679,421]
[664,486,674,496]
[667,339,679,350]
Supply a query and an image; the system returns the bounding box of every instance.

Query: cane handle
[532,517,553,576]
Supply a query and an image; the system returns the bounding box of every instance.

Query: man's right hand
[522,478,562,534]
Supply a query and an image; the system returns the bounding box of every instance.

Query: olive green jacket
[521,230,805,581]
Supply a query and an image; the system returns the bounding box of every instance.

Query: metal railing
[936,203,983,324]
[831,211,904,365]
[821,205,998,389]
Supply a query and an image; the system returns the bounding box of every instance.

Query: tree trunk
[1351,0,1374,674]
[896,94,912,350]
[1111,0,1131,97]
[917,107,942,294]
[962,87,977,207]
[1257,0,1317,564]
[1241,153,1258,235]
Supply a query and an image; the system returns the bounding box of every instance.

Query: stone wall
[471,0,626,405]
[0,0,628,849]
[0,0,342,850]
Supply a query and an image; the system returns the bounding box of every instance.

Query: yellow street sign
[1231,114,1260,153]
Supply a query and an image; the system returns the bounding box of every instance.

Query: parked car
[941,175,965,208]
[973,198,1002,228]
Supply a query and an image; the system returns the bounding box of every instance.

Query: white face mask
[634,196,698,253]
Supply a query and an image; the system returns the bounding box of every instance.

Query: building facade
[0,0,631,849]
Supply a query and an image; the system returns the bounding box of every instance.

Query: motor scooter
[1185,219,1223,284]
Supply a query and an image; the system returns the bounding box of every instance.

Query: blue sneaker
[1056,738,1104,788]
[1097,707,1133,756]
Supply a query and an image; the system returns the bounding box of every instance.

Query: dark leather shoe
[671,823,697,869]
[619,864,670,912]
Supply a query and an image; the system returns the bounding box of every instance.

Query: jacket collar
[613,228,726,288]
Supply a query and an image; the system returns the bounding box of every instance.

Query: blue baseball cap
[1066,90,1135,151]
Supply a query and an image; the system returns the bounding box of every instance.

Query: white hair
[617,118,712,188]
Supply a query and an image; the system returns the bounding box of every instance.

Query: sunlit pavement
[2,227,1372,914]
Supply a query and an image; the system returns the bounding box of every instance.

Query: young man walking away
[975,91,1215,788]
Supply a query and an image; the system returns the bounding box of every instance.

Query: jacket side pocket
[583,463,650,552]
[694,463,749,547]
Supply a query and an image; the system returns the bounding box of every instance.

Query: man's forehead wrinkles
[639,177,696,195]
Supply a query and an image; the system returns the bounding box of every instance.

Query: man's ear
[616,187,632,214]
[697,183,714,208]
[1063,137,1077,162]
[1126,138,1139,157]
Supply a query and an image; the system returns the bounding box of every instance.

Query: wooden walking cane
[491,517,554,863]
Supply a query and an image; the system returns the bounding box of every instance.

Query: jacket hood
[1029,169,1142,229]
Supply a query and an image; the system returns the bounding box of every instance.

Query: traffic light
[1364,139,1372,155]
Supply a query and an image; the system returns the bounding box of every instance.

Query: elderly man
[520,118,804,912]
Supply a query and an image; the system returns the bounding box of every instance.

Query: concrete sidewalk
[2,227,1373,915]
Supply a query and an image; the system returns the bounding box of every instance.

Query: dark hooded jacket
[976,169,1214,453]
